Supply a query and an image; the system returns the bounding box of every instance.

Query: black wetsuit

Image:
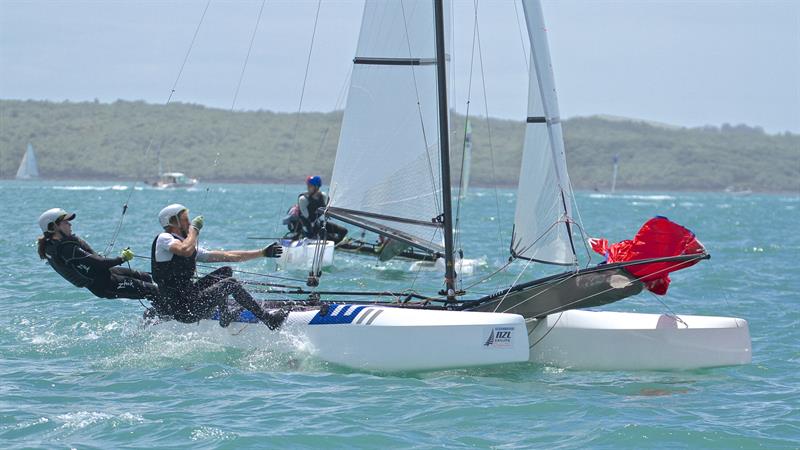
[150,233,282,328]
[298,191,348,243]
[44,236,158,300]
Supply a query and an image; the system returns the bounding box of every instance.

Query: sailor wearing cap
[150,204,286,328]
[36,208,159,300]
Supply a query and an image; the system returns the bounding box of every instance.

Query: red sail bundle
[589,216,706,295]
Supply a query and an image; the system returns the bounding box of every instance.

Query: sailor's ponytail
[37,232,53,260]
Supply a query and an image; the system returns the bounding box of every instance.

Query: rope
[132,254,306,283]
[200,0,267,212]
[512,0,529,72]
[473,2,505,275]
[528,311,563,349]
[453,1,482,283]
[274,0,323,236]
[101,0,212,256]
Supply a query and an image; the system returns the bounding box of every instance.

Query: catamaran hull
[528,310,751,370]
[149,305,529,372]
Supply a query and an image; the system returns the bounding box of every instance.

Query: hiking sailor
[298,175,348,244]
[151,204,287,328]
[37,208,159,299]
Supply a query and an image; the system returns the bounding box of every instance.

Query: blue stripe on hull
[309,304,368,325]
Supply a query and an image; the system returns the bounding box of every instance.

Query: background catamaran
[154,0,750,372]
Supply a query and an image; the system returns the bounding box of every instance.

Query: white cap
[38,208,75,233]
[158,204,187,228]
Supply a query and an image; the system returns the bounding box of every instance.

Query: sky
[1,0,798,134]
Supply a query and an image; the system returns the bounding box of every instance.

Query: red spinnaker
[589,216,706,295]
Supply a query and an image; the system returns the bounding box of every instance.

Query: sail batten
[512,0,576,266]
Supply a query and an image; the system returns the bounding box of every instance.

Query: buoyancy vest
[151,233,197,305]
[298,191,328,232]
[44,237,96,288]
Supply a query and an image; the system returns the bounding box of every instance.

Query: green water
[1,181,798,448]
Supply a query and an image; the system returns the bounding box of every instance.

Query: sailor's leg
[199,278,286,330]
[110,266,154,283]
[104,271,160,299]
[194,266,234,291]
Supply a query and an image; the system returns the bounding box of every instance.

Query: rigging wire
[200,0,268,213]
[452,2,481,286]
[132,254,306,283]
[512,0,530,72]
[102,0,212,256]
[399,0,442,218]
[472,0,506,286]
[273,0,324,238]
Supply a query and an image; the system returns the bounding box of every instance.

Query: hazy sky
[1,0,798,133]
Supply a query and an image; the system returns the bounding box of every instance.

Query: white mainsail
[328,0,450,253]
[511,0,576,265]
[15,143,39,179]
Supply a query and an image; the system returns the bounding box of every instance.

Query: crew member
[151,204,286,328]
[37,208,158,299]
[298,175,348,244]
[281,204,303,240]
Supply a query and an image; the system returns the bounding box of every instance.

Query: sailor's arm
[202,243,283,262]
[168,226,200,257]
[63,242,124,269]
[202,249,264,263]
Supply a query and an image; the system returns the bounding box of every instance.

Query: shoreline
[2,177,796,195]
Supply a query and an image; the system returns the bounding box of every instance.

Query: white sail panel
[329,0,445,251]
[512,0,575,265]
[16,143,39,179]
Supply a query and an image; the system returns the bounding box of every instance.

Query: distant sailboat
[610,153,619,193]
[15,143,39,180]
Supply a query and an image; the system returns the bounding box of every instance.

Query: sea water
[1,180,797,448]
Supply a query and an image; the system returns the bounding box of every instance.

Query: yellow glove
[120,247,134,262]
[191,215,204,231]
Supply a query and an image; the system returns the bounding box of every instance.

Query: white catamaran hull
[277,239,335,269]
[151,305,529,372]
[528,310,751,370]
[150,304,750,372]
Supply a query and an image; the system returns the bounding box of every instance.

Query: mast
[433,0,456,300]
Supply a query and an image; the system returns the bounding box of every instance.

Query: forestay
[511,0,576,265]
[328,0,451,254]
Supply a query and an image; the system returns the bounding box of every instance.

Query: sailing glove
[120,247,135,262]
[263,242,283,258]
[191,215,204,231]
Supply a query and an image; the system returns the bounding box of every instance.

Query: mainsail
[328,0,450,254]
[15,143,40,180]
[510,0,576,265]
